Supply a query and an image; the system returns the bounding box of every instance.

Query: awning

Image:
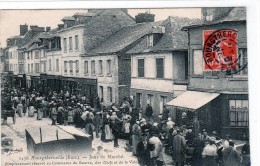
[166,91,220,110]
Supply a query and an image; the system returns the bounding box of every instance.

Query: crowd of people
[1,87,250,166]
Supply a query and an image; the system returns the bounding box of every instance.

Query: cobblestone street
[1,114,174,166]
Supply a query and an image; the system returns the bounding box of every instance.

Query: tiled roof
[222,7,246,22]
[73,12,95,17]
[89,21,163,54]
[90,16,200,54]
[83,9,136,51]
[182,7,246,30]
[20,31,59,50]
[62,16,76,21]
[151,16,201,52]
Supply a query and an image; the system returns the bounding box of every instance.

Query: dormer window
[206,15,213,21]
[147,34,153,47]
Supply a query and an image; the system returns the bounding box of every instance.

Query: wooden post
[56,130,58,140]
[39,127,42,144]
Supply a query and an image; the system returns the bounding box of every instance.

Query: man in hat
[202,129,211,146]
[172,129,186,166]
[93,111,102,138]
[145,104,153,122]
[111,118,122,148]
[193,116,200,135]
[223,140,241,166]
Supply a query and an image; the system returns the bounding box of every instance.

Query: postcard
[1,1,259,166]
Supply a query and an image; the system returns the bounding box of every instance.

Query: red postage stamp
[203,29,238,71]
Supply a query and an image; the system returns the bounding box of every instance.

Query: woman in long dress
[28,97,36,117]
[67,107,74,125]
[101,113,113,142]
[132,121,142,156]
[84,113,94,140]
[16,101,23,117]
[36,100,43,120]
[51,104,58,125]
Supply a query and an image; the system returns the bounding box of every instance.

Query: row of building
[0,8,248,138]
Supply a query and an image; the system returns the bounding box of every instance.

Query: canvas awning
[166,91,220,110]
[57,125,91,138]
[25,126,75,144]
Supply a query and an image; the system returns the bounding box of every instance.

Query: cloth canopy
[166,91,220,110]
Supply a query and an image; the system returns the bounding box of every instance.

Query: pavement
[1,114,174,166]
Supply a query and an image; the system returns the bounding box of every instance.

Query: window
[138,59,145,77]
[51,40,55,49]
[75,35,79,50]
[28,64,30,73]
[156,58,164,78]
[76,60,79,73]
[147,34,153,46]
[193,50,203,75]
[31,64,33,73]
[91,60,96,75]
[159,96,168,114]
[35,51,39,59]
[69,37,73,51]
[35,63,40,73]
[64,61,67,73]
[107,60,111,76]
[229,100,249,126]
[136,93,143,108]
[147,94,154,106]
[236,48,248,76]
[69,61,73,74]
[99,86,104,100]
[56,59,59,72]
[107,87,113,103]
[43,63,46,72]
[49,60,51,71]
[98,60,103,75]
[63,38,67,52]
[84,61,88,75]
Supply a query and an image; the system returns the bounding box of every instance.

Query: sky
[0,8,201,47]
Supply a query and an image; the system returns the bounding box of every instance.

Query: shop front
[17,74,26,89]
[46,75,61,92]
[166,90,249,138]
[166,90,220,133]
[61,77,97,97]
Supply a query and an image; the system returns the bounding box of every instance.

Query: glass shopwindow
[229,100,249,126]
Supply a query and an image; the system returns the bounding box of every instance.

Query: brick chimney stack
[20,24,28,36]
[135,12,155,23]
[46,27,51,32]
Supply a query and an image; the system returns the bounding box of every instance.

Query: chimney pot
[46,27,51,32]
[20,24,28,36]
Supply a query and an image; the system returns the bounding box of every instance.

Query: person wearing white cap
[202,137,218,166]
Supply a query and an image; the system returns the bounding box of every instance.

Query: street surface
[1,114,174,166]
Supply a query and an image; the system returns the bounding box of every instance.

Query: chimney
[20,24,28,36]
[135,12,155,23]
[46,27,51,32]
[58,24,64,30]
[30,25,39,30]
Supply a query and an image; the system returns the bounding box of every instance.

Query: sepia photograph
[0,4,253,166]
